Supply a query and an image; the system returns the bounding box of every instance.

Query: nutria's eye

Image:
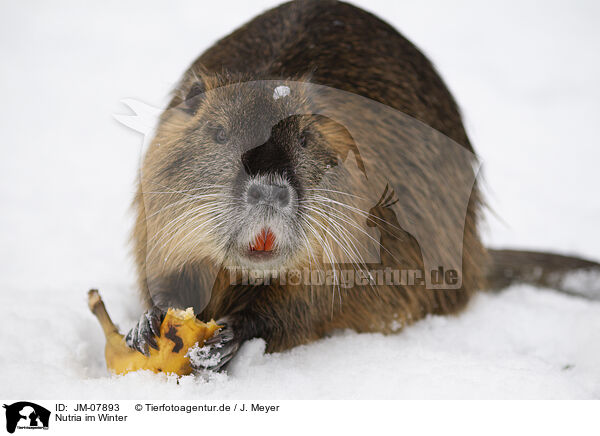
[215,127,228,144]
[326,157,338,170]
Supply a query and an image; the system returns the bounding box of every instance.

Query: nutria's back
[128,0,487,369]
[172,0,473,150]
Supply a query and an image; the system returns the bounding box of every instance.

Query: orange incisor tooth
[251,228,275,251]
[263,228,275,251]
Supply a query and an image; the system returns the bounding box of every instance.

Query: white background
[0,0,599,400]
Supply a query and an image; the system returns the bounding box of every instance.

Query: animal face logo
[3,402,50,433]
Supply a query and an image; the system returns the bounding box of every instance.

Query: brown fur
[132,0,488,353]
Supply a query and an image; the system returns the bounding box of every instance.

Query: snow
[188,343,224,370]
[559,269,600,300]
[1,0,599,399]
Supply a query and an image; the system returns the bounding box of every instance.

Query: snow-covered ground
[1,0,599,399]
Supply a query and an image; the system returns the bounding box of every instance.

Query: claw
[146,309,162,337]
[205,326,234,345]
[188,318,240,372]
[124,327,135,348]
[125,307,164,356]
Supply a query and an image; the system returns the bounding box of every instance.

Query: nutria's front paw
[188,317,241,373]
[124,306,164,356]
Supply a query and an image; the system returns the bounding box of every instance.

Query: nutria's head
[138,74,359,273]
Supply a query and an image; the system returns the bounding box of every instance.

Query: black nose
[247,183,290,208]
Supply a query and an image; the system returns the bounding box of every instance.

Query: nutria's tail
[486,249,600,300]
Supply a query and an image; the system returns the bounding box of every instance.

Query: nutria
[124,0,600,370]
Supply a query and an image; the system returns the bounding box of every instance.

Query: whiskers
[298,189,404,313]
[141,181,234,267]
[141,180,403,313]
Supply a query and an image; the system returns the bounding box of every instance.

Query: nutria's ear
[182,81,207,114]
[168,64,213,114]
[169,80,207,115]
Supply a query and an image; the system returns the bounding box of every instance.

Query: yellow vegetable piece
[87,289,221,375]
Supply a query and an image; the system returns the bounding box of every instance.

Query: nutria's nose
[246,182,290,208]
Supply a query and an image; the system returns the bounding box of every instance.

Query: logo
[3,402,50,433]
